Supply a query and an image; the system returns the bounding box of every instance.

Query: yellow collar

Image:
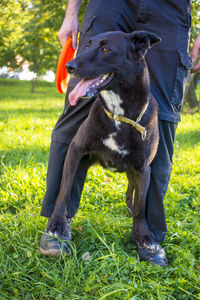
[103,102,148,141]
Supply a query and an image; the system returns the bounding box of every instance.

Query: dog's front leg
[47,140,83,235]
[132,165,156,248]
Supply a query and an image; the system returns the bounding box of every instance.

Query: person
[40,0,200,266]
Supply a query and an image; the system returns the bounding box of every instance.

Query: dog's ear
[128,31,161,58]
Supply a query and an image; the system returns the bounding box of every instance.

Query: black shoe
[40,218,72,257]
[136,241,168,267]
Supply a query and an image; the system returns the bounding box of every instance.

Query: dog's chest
[96,91,132,170]
[88,90,147,171]
[99,126,137,171]
[100,90,129,154]
[98,126,146,172]
[100,90,124,117]
[102,131,129,156]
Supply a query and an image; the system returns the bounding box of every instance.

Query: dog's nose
[66,61,77,74]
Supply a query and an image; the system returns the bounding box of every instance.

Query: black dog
[47,31,168,267]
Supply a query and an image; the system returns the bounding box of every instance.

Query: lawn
[0,79,199,299]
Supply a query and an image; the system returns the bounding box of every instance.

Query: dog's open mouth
[69,72,114,106]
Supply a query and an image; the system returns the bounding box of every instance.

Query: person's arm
[191,33,200,73]
[58,0,83,49]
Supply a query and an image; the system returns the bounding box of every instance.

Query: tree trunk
[31,77,35,93]
[31,75,37,93]
[183,72,199,108]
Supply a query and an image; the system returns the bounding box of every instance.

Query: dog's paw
[133,221,156,248]
[47,214,66,236]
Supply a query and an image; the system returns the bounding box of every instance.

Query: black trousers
[41,0,191,242]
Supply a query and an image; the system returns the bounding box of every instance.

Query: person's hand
[58,15,79,49]
[191,34,200,73]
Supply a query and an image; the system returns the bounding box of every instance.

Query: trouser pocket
[171,51,192,111]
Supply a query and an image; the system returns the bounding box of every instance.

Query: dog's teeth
[101,73,110,81]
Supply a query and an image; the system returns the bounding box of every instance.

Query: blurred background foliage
[0,0,200,108]
[184,0,200,109]
[0,0,89,74]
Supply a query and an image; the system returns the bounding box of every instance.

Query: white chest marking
[103,132,129,156]
[100,90,124,117]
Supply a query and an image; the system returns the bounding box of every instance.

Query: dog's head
[67,31,161,105]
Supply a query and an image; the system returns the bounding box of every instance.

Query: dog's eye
[102,46,110,53]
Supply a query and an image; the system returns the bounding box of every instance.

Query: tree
[183,0,200,109]
[0,0,29,69]
[0,0,89,91]
[184,73,199,108]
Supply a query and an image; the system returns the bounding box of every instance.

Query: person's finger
[191,61,200,73]
[72,31,78,50]
[61,33,70,47]
[58,34,63,46]
[58,29,69,47]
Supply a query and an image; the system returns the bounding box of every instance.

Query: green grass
[195,84,200,100]
[0,78,199,299]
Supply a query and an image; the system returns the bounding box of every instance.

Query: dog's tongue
[69,76,100,106]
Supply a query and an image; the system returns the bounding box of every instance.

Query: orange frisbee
[56,37,75,94]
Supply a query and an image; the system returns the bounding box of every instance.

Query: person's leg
[40,87,94,256]
[41,140,89,219]
[146,120,178,242]
[115,1,191,264]
[129,0,192,242]
[41,140,68,218]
